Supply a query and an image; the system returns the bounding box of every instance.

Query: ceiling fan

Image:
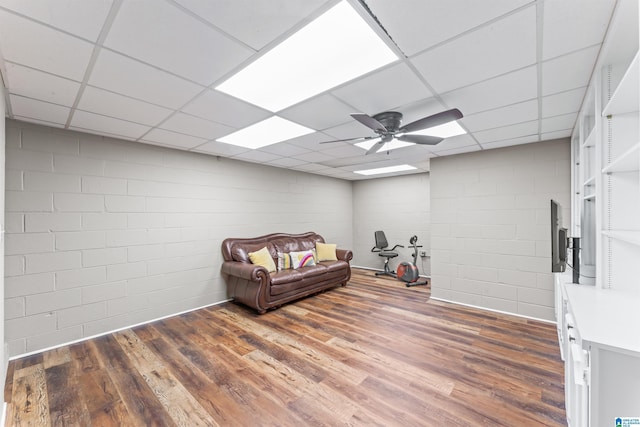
[321,108,463,155]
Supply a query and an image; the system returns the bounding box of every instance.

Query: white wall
[0,87,6,408]
[430,139,571,321]
[352,173,430,275]
[4,119,353,356]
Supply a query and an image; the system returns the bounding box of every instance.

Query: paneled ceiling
[0,0,617,179]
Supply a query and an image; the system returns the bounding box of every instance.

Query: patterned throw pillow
[290,250,316,269]
[277,252,293,270]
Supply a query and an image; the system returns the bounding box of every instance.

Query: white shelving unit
[558,1,640,426]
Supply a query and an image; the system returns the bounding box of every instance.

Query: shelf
[581,128,596,148]
[602,51,639,116]
[601,142,640,173]
[602,230,640,246]
[583,193,596,201]
[583,176,596,187]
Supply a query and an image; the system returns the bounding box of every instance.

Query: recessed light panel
[215,1,398,112]
[355,139,415,152]
[217,116,314,149]
[354,164,417,175]
[411,121,466,138]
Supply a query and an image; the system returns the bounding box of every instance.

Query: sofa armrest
[221,261,267,281]
[336,248,353,262]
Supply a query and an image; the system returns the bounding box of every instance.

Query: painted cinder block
[25,288,82,315]
[25,251,81,274]
[56,231,105,251]
[6,313,57,340]
[81,176,126,194]
[22,128,79,155]
[81,281,126,304]
[54,153,105,175]
[25,213,82,232]
[5,297,26,320]
[6,191,53,212]
[82,247,127,267]
[5,232,54,255]
[5,272,55,298]
[57,302,107,329]
[54,193,104,212]
[82,213,127,230]
[56,266,107,290]
[23,171,81,192]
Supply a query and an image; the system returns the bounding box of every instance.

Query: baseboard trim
[429,297,556,325]
[9,299,232,361]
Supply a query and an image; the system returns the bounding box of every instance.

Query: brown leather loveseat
[221,232,353,313]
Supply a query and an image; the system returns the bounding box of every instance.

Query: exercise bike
[396,235,429,287]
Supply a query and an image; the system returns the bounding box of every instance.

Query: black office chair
[371,231,403,278]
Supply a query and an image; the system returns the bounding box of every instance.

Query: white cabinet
[557,281,640,427]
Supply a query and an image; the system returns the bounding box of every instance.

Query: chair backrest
[374,231,389,250]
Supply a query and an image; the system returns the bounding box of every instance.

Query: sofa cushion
[248,247,277,272]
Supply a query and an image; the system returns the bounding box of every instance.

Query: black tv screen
[551,199,567,272]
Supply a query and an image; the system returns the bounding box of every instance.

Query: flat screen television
[551,199,568,273]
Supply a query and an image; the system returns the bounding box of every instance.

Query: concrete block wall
[4,119,353,356]
[430,139,571,321]
[352,173,430,275]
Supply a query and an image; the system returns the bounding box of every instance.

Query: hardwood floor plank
[5,269,566,426]
[11,364,51,427]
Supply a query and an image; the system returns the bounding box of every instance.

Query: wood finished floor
[5,269,566,426]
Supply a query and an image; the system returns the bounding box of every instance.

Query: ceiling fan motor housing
[372,111,403,134]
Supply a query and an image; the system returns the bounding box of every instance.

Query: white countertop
[563,283,640,355]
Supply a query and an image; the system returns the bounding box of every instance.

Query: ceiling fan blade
[319,136,374,144]
[365,138,383,155]
[399,108,463,134]
[351,113,387,133]
[397,134,444,145]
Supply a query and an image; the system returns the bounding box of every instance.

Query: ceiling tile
[9,95,70,125]
[181,90,271,128]
[411,6,536,93]
[542,87,586,118]
[291,150,335,163]
[266,157,309,168]
[159,112,233,140]
[88,49,204,109]
[461,99,538,132]
[366,0,531,56]
[316,142,366,157]
[427,134,478,153]
[4,62,80,106]
[257,142,312,157]
[441,66,537,115]
[0,0,113,41]
[173,0,330,51]
[541,130,572,140]
[542,0,616,60]
[481,134,539,150]
[104,0,253,86]
[78,86,173,126]
[331,63,432,114]
[232,150,282,164]
[473,120,539,144]
[541,113,577,133]
[141,128,207,150]
[542,45,600,96]
[191,141,249,157]
[279,94,354,131]
[71,110,150,139]
[0,10,93,81]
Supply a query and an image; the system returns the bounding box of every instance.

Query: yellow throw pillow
[248,247,276,272]
[316,242,338,261]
